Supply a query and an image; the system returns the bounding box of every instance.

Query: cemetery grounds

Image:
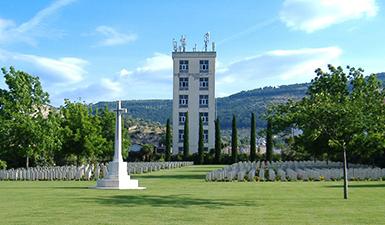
[0,165,385,225]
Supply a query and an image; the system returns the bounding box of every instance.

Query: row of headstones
[205,161,385,182]
[127,161,194,174]
[268,160,369,170]
[0,164,105,181]
[0,161,194,181]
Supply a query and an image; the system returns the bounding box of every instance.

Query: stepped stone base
[92,161,145,190]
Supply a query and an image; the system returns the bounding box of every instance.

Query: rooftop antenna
[204,32,210,51]
[193,43,197,52]
[212,42,215,51]
[180,35,186,52]
[173,38,178,52]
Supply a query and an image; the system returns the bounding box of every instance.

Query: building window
[179,112,187,125]
[179,77,189,90]
[179,60,189,73]
[200,60,209,73]
[178,130,184,143]
[199,77,209,90]
[199,112,209,125]
[179,95,188,108]
[178,147,184,153]
[199,95,208,107]
[203,130,208,143]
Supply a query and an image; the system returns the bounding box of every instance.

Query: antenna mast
[180,35,186,52]
[204,32,210,51]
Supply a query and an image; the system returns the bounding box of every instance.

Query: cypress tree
[214,118,221,164]
[231,114,238,163]
[265,118,273,162]
[198,117,204,165]
[250,112,256,162]
[165,119,171,161]
[183,112,189,160]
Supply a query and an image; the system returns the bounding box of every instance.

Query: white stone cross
[93,100,145,189]
[113,100,127,162]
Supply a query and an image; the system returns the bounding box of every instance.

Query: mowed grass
[0,166,385,225]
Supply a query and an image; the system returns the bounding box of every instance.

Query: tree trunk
[26,156,29,169]
[343,147,348,199]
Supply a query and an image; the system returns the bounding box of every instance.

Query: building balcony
[179,69,188,73]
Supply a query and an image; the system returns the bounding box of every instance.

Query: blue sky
[0,0,384,106]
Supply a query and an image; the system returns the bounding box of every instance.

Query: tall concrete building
[172,36,216,154]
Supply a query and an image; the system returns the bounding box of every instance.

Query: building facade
[172,51,216,154]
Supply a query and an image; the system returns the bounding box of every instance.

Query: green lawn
[0,165,384,225]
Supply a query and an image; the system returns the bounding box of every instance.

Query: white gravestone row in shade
[0,161,193,181]
[127,162,193,174]
[0,164,98,181]
[205,160,385,182]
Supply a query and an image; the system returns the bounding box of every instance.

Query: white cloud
[280,0,378,32]
[0,0,76,45]
[119,68,132,77]
[0,49,87,83]
[135,52,172,73]
[119,52,172,81]
[95,26,137,46]
[51,53,173,105]
[0,18,14,30]
[216,46,342,96]
[54,78,123,105]
[17,0,76,33]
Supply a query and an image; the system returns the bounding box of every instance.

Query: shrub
[0,160,7,170]
[171,153,184,161]
[238,153,249,162]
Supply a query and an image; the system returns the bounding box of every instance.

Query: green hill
[94,73,385,129]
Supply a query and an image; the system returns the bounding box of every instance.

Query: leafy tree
[269,65,385,199]
[165,119,171,161]
[140,144,154,161]
[231,114,238,163]
[60,100,106,165]
[0,67,61,168]
[97,105,115,161]
[265,118,273,162]
[198,117,204,165]
[250,112,256,161]
[183,112,189,160]
[214,118,222,164]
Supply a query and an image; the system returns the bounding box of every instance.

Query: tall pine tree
[250,112,256,162]
[198,117,204,165]
[214,118,221,164]
[265,118,273,162]
[165,119,171,161]
[231,114,238,163]
[183,112,189,160]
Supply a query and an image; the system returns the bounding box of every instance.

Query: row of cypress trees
[229,113,273,163]
[164,112,273,164]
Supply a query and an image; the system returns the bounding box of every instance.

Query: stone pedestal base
[93,161,145,190]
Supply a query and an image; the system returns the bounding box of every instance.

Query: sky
[0,0,384,106]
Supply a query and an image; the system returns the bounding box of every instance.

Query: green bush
[171,153,184,161]
[0,160,7,170]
